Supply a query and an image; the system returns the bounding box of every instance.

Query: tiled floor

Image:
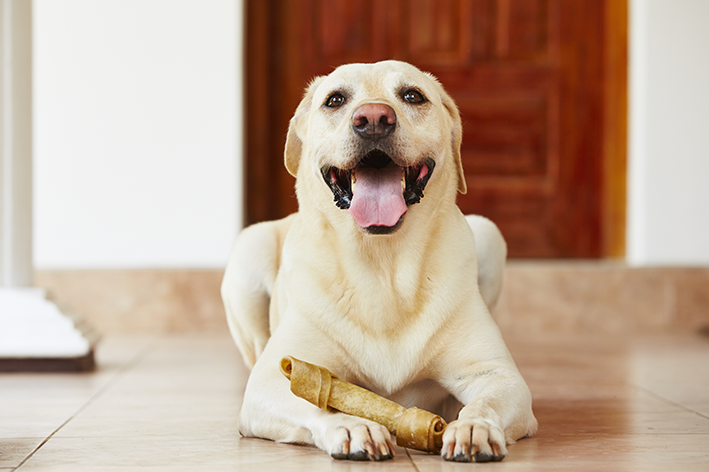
[2,331,708,471]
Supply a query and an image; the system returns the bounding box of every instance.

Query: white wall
[33,0,243,269]
[628,0,709,265]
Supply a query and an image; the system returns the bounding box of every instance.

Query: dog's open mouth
[320,150,435,232]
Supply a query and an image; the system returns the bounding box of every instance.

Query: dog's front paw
[323,420,395,461]
[440,419,507,463]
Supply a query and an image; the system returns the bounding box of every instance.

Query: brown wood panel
[406,0,473,64]
[315,1,374,60]
[245,0,627,258]
[459,93,549,177]
[244,0,291,223]
[500,0,549,61]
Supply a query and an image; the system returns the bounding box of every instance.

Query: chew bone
[280,356,446,453]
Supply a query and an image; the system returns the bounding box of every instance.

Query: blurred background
[2,0,709,337]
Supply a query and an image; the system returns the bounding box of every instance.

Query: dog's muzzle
[320,103,435,234]
[320,151,435,234]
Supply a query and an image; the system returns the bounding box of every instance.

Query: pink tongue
[348,166,407,228]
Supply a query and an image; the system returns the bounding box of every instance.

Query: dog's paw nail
[387,440,396,458]
[491,443,506,461]
[441,443,455,460]
[348,450,369,461]
[451,452,472,462]
[474,451,494,463]
[330,440,350,460]
[379,444,389,458]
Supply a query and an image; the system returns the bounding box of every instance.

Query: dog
[221,60,537,462]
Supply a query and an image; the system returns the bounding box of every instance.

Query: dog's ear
[285,76,325,176]
[439,86,467,195]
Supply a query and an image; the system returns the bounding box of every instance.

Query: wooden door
[245,0,627,258]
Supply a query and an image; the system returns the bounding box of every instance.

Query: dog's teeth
[401,171,406,190]
[351,171,356,192]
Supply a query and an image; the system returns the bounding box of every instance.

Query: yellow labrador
[222,60,537,462]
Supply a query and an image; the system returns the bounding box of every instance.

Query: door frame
[601,0,628,258]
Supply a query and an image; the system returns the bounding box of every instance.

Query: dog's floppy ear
[439,87,467,194]
[285,76,325,176]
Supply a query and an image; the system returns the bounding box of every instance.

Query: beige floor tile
[533,394,709,436]
[53,394,241,439]
[20,436,417,471]
[629,335,709,412]
[687,401,709,418]
[52,336,246,439]
[411,448,709,472]
[8,331,709,471]
[105,336,248,393]
[0,438,43,468]
[410,430,709,470]
[0,336,150,439]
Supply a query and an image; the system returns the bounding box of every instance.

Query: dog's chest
[281,235,461,394]
[337,319,442,395]
[306,275,453,394]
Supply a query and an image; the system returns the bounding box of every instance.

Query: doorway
[244,0,627,258]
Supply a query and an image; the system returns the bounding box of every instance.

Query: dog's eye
[325,93,346,108]
[402,89,426,104]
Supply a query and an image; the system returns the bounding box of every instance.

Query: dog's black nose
[352,103,396,140]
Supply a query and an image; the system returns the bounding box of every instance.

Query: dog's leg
[221,215,294,368]
[436,306,537,463]
[465,215,506,313]
[239,329,396,461]
[440,375,536,462]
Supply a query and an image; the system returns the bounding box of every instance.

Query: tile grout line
[633,383,709,422]
[403,448,422,472]
[12,343,154,471]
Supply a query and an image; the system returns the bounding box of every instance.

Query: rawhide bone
[279,356,446,454]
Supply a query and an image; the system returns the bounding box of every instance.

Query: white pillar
[0,0,32,287]
[1,0,92,364]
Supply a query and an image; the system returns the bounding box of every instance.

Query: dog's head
[285,61,466,235]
